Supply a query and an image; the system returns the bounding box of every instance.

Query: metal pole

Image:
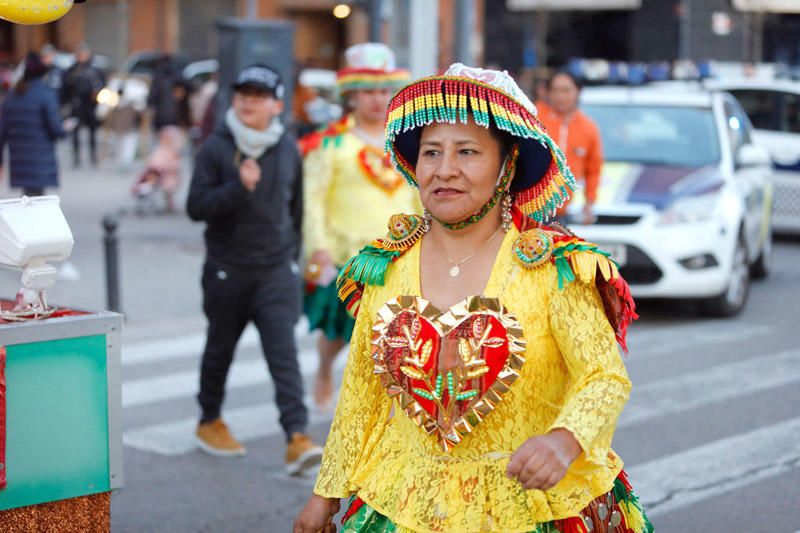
[534,10,549,68]
[103,214,121,313]
[408,0,438,78]
[246,0,258,20]
[117,0,128,70]
[754,10,764,64]
[454,0,474,65]
[369,0,383,42]
[742,11,751,63]
[679,0,692,60]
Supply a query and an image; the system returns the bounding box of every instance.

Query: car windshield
[582,104,721,167]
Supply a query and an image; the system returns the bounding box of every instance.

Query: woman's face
[350,88,393,125]
[416,120,505,225]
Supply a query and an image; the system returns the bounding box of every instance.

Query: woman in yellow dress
[302,43,420,409]
[294,63,650,533]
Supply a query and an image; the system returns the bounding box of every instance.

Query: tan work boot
[286,433,323,476]
[196,418,247,457]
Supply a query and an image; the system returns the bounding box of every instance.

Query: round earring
[501,193,513,232]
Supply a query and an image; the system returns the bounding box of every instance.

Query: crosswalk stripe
[124,397,336,456]
[120,318,772,369]
[619,348,800,427]
[121,327,259,366]
[123,347,324,408]
[124,346,799,462]
[625,324,773,360]
[628,417,800,516]
[121,321,310,367]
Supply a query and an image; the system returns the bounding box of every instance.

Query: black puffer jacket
[187,122,303,268]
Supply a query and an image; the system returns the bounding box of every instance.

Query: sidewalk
[0,142,209,338]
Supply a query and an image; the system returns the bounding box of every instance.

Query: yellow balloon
[0,0,75,25]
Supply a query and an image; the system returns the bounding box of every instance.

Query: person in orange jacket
[537,71,603,224]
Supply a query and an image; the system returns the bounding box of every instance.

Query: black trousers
[197,257,308,440]
[72,122,98,166]
[22,187,45,197]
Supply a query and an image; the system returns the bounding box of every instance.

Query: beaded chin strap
[427,144,519,231]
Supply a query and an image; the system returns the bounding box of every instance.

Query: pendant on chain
[449,266,460,277]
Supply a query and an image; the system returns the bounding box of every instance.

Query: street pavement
[1,145,799,531]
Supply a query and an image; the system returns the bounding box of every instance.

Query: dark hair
[14,52,47,94]
[488,124,515,162]
[547,70,582,91]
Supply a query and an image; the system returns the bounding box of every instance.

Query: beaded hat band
[337,43,410,95]
[337,67,411,94]
[385,63,577,223]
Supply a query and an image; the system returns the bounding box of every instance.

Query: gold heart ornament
[371,296,526,451]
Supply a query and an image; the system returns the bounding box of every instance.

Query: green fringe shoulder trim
[336,213,425,317]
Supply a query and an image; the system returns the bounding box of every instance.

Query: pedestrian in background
[40,43,65,103]
[0,52,67,197]
[63,43,105,168]
[107,77,147,171]
[148,55,192,133]
[189,71,218,148]
[187,64,323,475]
[138,125,183,212]
[300,43,417,410]
[537,71,603,224]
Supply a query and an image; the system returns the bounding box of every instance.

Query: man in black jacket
[187,65,322,475]
[63,43,104,167]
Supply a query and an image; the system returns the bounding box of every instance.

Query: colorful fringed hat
[337,42,410,95]
[385,63,577,223]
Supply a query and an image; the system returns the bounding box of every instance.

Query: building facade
[484,0,800,75]
[1,0,484,75]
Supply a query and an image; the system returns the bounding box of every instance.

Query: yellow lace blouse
[302,116,422,266]
[314,227,631,533]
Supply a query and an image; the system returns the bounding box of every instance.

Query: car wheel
[750,221,772,280]
[700,231,750,317]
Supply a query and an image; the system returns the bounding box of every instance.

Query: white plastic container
[0,196,74,269]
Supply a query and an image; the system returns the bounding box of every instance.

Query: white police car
[568,85,773,316]
[706,79,800,234]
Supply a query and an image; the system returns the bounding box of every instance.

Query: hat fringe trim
[386,76,577,223]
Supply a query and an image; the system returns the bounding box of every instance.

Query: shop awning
[507,0,641,10]
[732,0,800,12]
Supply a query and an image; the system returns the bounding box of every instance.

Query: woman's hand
[293,494,340,533]
[306,249,336,284]
[506,429,582,491]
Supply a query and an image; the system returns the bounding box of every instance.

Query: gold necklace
[441,226,502,278]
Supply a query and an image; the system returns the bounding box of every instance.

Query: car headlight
[96,88,119,107]
[659,192,720,224]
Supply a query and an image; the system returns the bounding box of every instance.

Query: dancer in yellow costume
[294,64,651,533]
[301,43,418,409]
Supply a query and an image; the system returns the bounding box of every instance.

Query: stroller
[131,166,167,214]
[131,126,184,214]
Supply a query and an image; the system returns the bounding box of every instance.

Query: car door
[728,89,800,171]
[728,88,800,230]
[724,97,768,259]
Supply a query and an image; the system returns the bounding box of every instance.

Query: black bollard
[102,214,121,313]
